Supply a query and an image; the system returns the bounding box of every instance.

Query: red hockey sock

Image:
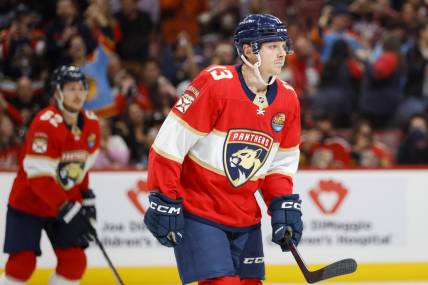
[54,247,87,280]
[5,251,37,281]
[199,276,241,285]
[241,278,263,285]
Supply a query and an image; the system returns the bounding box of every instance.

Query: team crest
[87,133,96,148]
[57,161,85,190]
[32,134,48,154]
[223,129,273,187]
[57,151,88,190]
[271,112,286,132]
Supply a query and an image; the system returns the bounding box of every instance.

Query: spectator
[199,0,241,40]
[161,32,202,86]
[282,36,321,98]
[395,21,428,125]
[67,34,124,117]
[159,0,208,45]
[94,117,130,168]
[350,119,393,167]
[404,21,428,99]
[85,0,121,46]
[0,113,20,169]
[301,116,351,168]
[45,0,97,69]
[396,113,428,164]
[137,57,176,117]
[311,39,363,128]
[4,76,46,126]
[114,0,153,63]
[360,33,403,128]
[0,4,45,80]
[117,102,151,166]
[320,4,362,63]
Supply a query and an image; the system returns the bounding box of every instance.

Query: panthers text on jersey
[148,65,300,228]
[8,105,100,218]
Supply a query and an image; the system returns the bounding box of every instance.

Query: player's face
[62,81,87,112]
[259,41,287,76]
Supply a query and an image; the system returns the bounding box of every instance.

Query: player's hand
[144,192,184,247]
[269,194,303,252]
[57,201,97,243]
[82,188,97,226]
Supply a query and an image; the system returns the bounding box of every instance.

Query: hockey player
[144,14,303,285]
[1,65,100,285]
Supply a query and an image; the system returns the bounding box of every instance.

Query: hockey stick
[93,233,125,285]
[283,227,357,283]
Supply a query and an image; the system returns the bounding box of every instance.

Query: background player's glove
[82,188,96,225]
[57,201,97,243]
[144,192,184,247]
[269,194,303,251]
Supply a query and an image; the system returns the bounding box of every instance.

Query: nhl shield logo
[223,129,274,187]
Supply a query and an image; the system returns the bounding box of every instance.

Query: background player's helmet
[233,14,293,57]
[51,65,88,91]
[51,65,88,112]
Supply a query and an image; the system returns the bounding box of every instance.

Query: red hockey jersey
[8,106,100,217]
[148,65,301,228]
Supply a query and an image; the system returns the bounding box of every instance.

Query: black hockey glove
[57,201,97,244]
[269,194,303,251]
[144,192,184,247]
[82,188,96,225]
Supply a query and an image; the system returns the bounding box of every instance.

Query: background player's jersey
[148,65,300,228]
[8,106,100,218]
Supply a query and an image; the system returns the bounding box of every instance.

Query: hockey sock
[54,247,86,280]
[5,251,36,281]
[240,278,263,285]
[199,276,241,285]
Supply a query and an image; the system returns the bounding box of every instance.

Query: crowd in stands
[1,0,428,170]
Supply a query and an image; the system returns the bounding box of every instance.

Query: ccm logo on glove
[281,201,301,210]
[149,202,181,215]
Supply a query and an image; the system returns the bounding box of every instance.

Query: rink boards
[1,169,428,284]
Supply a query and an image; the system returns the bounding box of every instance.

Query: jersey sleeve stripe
[267,148,300,178]
[152,145,183,163]
[188,152,224,175]
[188,130,225,172]
[23,155,59,178]
[278,144,300,152]
[153,113,205,162]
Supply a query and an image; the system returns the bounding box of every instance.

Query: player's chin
[64,103,83,113]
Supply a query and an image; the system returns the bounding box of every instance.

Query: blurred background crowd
[1,0,428,170]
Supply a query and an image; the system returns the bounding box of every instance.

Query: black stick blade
[308,258,357,283]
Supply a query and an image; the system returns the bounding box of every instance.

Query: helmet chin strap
[240,53,276,86]
[56,86,80,117]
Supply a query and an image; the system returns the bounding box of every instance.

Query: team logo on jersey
[175,94,195,113]
[271,113,286,132]
[57,151,87,190]
[32,133,48,154]
[87,133,96,148]
[223,129,273,187]
[57,161,85,190]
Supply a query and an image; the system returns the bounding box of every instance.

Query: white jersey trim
[266,147,300,178]
[153,113,205,162]
[23,155,59,178]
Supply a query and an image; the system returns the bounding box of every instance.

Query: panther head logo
[229,147,262,185]
[224,129,273,187]
[57,161,85,190]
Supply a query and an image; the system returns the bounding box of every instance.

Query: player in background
[0,65,100,285]
[144,14,303,285]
